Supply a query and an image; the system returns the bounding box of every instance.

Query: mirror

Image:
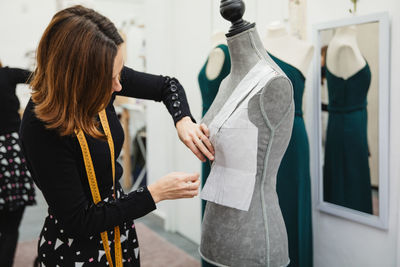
[312,13,390,229]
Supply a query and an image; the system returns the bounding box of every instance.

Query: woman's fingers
[151,172,202,202]
[181,175,200,198]
[193,134,214,161]
[183,190,199,198]
[200,123,210,137]
[183,173,200,182]
[199,124,215,156]
[176,120,215,162]
[198,133,214,155]
[185,180,200,191]
[199,124,214,155]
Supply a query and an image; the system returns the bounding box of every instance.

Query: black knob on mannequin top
[220,0,255,37]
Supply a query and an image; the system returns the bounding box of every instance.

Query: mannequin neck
[227,27,267,78]
[334,25,357,41]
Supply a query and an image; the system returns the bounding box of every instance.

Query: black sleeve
[117,66,196,125]
[7,67,32,84]
[20,115,156,238]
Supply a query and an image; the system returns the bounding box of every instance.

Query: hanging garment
[270,54,313,267]
[323,62,373,214]
[198,44,231,216]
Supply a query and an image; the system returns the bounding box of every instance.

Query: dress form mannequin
[326,25,366,79]
[264,21,314,267]
[206,31,228,80]
[263,21,314,78]
[200,1,293,266]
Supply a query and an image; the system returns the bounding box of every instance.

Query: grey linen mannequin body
[200,26,294,267]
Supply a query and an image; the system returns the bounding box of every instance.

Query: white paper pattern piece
[201,60,276,211]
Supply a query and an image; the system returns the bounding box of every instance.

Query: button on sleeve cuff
[119,186,156,221]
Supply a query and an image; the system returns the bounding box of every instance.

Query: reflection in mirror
[319,22,379,215]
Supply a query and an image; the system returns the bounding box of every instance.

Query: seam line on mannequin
[249,31,264,61]
[261,128,273,267]
[198,247,230,267]
[259,77,275,267]
[259,74,294,267]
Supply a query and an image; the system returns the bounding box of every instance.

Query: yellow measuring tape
[75,109,122,267]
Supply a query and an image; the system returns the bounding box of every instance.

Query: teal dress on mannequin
[270,54,313,267]
[198,44,230,267]
[323,63,372,214]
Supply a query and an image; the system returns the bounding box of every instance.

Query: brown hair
[31,5,123,138]
[0,60,2,68]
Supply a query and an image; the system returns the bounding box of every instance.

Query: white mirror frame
[312,12,390,230]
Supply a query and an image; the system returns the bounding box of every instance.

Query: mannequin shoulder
[326,43,366,79]
[262,75,293,99]
[205,47,226,80]
[256,75,293,126]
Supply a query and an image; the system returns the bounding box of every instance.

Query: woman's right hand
[147,172,200,203]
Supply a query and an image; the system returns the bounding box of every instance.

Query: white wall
[305,1,400,266]
[143,0,211,244]
[0,0,55,68]
[0,0,56,108]
[0,0,144,108]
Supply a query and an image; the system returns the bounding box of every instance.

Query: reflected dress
[323,63,373,214]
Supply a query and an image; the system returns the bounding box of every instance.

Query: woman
[19,5,214,266]
[0,60,36,267]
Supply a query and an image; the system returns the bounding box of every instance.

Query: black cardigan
[0,67,31,135]
[19,66,194,238]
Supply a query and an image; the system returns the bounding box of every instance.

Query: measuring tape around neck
[75,109,122,267]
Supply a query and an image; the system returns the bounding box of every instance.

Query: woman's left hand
[176,116,215,162]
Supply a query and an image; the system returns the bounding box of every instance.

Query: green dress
[198,44,230,267]
[323,63,372,214]
[270,54,313,267]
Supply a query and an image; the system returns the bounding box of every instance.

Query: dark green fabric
[270,53,313,267]
[198,44,230,267]
[323,63,373,214]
